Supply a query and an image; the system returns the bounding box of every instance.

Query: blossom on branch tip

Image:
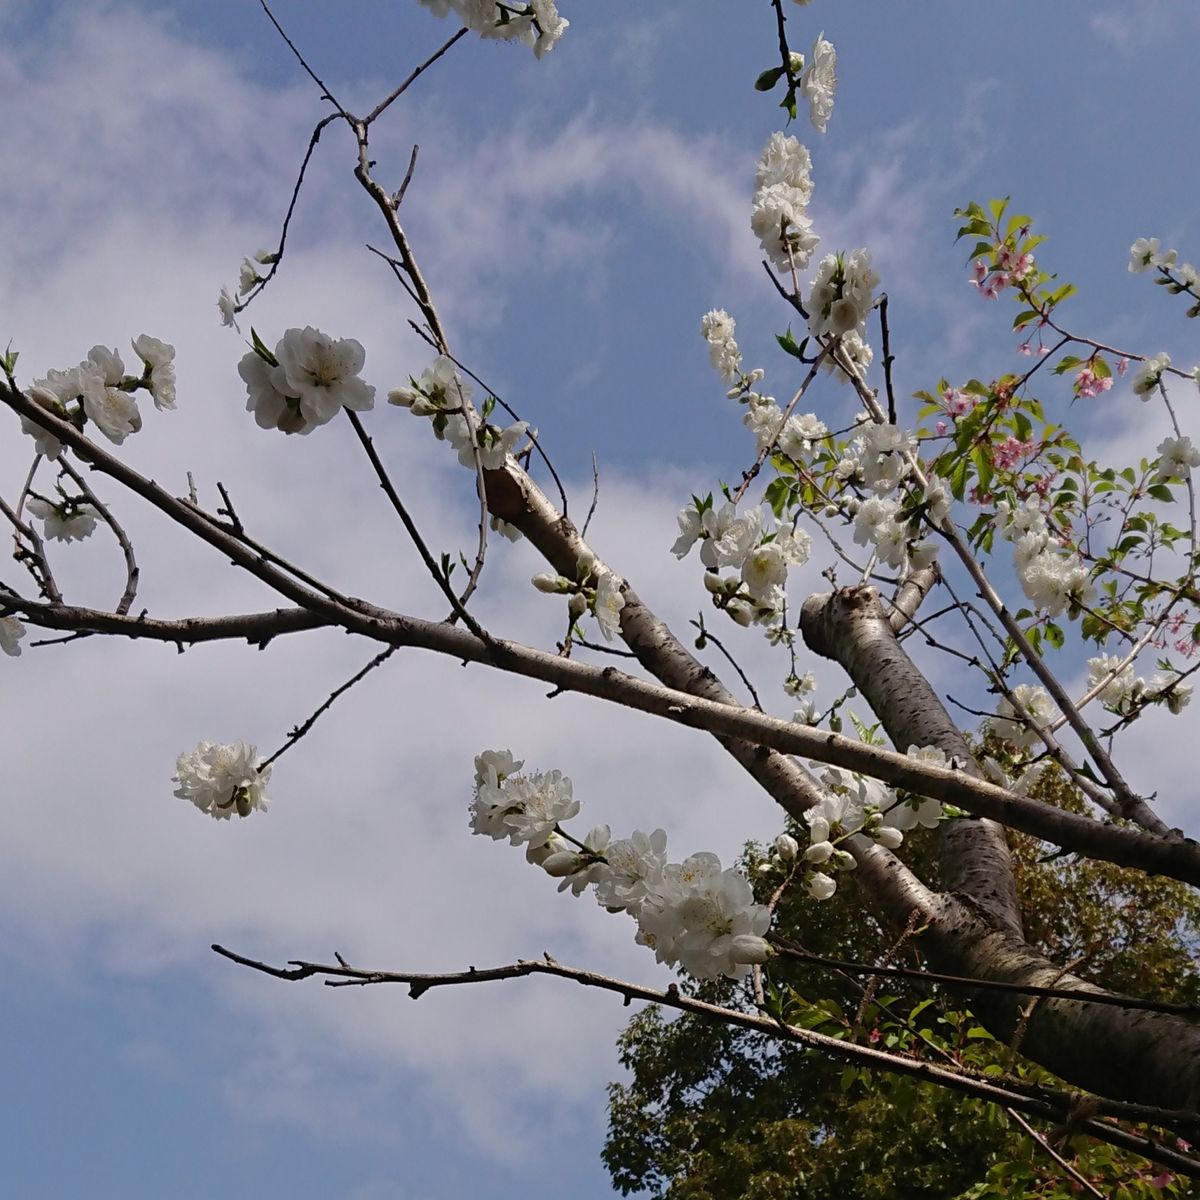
[1131,352,1170,397]
[0,614,26,656]
[1155,435,1200,484]
[801,34,836,133]
[217,286,239,330]
[172,741,271,820]
[132,334,177,411]
[700,309,741,383]
[416,0,568,57]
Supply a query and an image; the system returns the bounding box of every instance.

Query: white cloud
[0,2,799,1170]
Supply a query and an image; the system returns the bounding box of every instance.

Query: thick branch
[801,583,1024,937]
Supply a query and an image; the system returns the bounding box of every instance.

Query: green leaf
[754,64,786,91]
[776,326,804,360]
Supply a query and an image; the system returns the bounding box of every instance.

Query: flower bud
[807,815,830,844]
[731,934,772,965]
[576,550,596,580]
[804,840,834,863]
[774,833,799,860]
[387,385,419,408]
[568,593,588,620]
[542,851,581,878]
[873,826,904,850]
[806,872,837,901]
[832,850,857,872]
[532,572,568,594]
[727,601,753,627]
[703,571,725,594]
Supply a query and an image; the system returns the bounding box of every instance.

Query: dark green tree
[605,765,1200,1199]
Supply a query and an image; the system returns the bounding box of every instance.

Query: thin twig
[58,458,139,614]
[363,29,470,125]
[258,1,347,115]
[343,409,490,642]
[582,451,600,539]
[259,645,397,771]
[209,944,1200,1174]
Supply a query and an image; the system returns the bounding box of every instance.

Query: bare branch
[210,944,1200,1177]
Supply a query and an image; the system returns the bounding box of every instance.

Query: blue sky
[1,2,1198,1198]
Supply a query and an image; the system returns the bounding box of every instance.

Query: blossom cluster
[969,242,1036,300]
[0,614,26,656]
[21,337,177,456]
[1129,238,1196,282]
[1155,435,1200,484]
[469,750,771,981]
[986,683,1059,750]
[995,497,1092,617]
[172,741,272,820]
[239,326,375,435]
[836,429,944,571]
[415,0,568,58]
[389,355,529,470]
[751,132,819,271]
[532,550,626,642]
[807,249,879,345]
[1086,655,1192,717]
[1131,352,1171,398]
[672,497,811,626]
[799,757,942,901]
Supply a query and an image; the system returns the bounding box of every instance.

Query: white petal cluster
[700,309,742,383]
[995,498,1092,615]
[31,346,145,447]
[131,334,177,411]
[808,249,879,341]
[799,761,941,900]
[674,500,810,626]
[20,387,66,459]
[778,412,829,461]
[1085,656,1192,716]
[1129,238,1177,274]
[751,132,819,271]
[1131,352,1170,397]
[26,497,99,543]
[1155,435,1200,484]
[1014,534,1093,616]
[470,757,579,847]
[470,753,771,981]
[0,614,26,656]
[801,33,836,133]
[635,853,772,980]
[416,0,568,57]
[172,741,271,820]
[593,569,625,641]
[986,684,1058,749]
[390,354,528,470]
[819,328,874,383]
[240,326,375,434]
[1086,654,1140,708]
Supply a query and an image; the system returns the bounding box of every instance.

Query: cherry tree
[3,0,1199,1190]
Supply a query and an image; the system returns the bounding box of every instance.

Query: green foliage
[603,769,1200,1198]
